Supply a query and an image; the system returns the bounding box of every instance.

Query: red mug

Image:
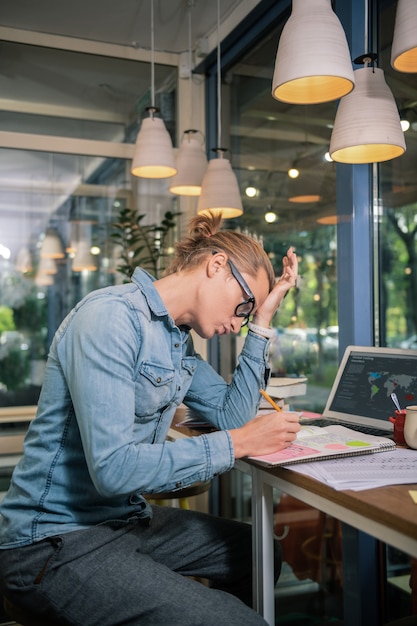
[389,409,407,446]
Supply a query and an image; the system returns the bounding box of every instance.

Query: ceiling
[0,0,255,129]
[0,0,263,257]
[0,0,417,257]
[0,0,250,54]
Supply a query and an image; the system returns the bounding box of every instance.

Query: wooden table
[235,458,417,626]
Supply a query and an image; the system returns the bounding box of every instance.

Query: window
[378,2,417,350]
[220,12,339,413]
[0,40,178,407]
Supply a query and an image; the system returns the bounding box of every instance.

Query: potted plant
[111,207,180,281]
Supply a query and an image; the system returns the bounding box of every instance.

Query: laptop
[300,345,417,437]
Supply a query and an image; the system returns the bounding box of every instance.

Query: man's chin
[192,327,213,340]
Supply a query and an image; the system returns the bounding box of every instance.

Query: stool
[3,595,46,626]
[146,479,212,509]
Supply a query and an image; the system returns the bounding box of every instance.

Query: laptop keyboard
[298,417,393,439]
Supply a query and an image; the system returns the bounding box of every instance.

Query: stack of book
[260,377,308,411]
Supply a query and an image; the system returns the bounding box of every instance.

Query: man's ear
[207,251,227,277]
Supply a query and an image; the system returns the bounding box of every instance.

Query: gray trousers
[0,505,281,625]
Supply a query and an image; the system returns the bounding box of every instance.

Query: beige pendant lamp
[38,257,58,275]
[170,130,208,195]
[169,6,207,196]
[391,0,417,73]
[288,175,322,204]
[15,247,33,274]
[329,55,406,164]
[130,0,176,179]
[271,0,354,104]
[40,228,65,259]
[197,149,243,218]
[197,0,243,219]
[72,241,98,272]
[35,270,54,287]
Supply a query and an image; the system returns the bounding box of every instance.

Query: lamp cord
[217,0,221,148]
[151,0,155,108]
[188,4,193,127]
[364,0,368,58]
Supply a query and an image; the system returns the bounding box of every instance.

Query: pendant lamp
[271,0,354,104]
[38,257,58,275]
[197,149,243,219]
[170,6,207,196]
[40,228,65,259]
[329,56,406,164]
[391,0,417,73]
[72,241,98,272]
[288,175,322,203]
[15,247,33,274]
[197,0,243,219]
[130,0,176,179]
[169,130,208,195]
[35,270,54,287]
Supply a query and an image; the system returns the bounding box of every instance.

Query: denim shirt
[0,268,271,548]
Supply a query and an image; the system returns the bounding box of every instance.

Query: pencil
[259,388,282,412]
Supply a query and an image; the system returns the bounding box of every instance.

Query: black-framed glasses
[227,259,256,326]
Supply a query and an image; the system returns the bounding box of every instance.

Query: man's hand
[229,410,301,459]
[252,247,298,328]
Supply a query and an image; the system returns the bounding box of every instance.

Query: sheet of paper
[409,490,417,504]
[285,447,417,490]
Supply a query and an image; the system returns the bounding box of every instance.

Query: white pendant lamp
[15,247,33,274]
[38,257,58,275]
[391,0,417,73]
[329,56,406,164]
[197,0,243,219]
[40,228,65,259]
[288,175,322,203]
[169,130,208,196]
[130,0,176,179]
[72,241,98,272]
[131,108,177,178]
[169,8,207,196]
[35,270,54,287]
[197,149,243,219]
[271,0,354,104]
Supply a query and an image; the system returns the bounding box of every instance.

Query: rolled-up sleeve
[184,330,271,431]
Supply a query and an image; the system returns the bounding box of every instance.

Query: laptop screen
[324,346,417,429]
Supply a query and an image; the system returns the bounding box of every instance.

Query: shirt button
[177,385,181,391]
[157,377,161,383]
[174,343,180,348]
[176,481,182,488]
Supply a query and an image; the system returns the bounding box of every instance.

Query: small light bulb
[264,211,278,223]
[245,186,258,198]
[288,167,299,179]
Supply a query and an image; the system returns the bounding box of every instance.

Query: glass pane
[0,37,178,408]
[378,2,417,350]
[377,12,417,616]
[0,149,181,408]
[226,24,338,413]
[0,41,176,143]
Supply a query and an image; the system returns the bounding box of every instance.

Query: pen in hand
[259,388,282,412]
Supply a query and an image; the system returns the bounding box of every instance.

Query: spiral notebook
[248,423,396,467]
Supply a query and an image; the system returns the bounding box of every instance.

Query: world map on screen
[368,371,416,403]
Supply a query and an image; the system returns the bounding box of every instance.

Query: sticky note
[408,490,417,504]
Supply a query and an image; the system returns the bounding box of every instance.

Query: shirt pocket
[134,361,176,418]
